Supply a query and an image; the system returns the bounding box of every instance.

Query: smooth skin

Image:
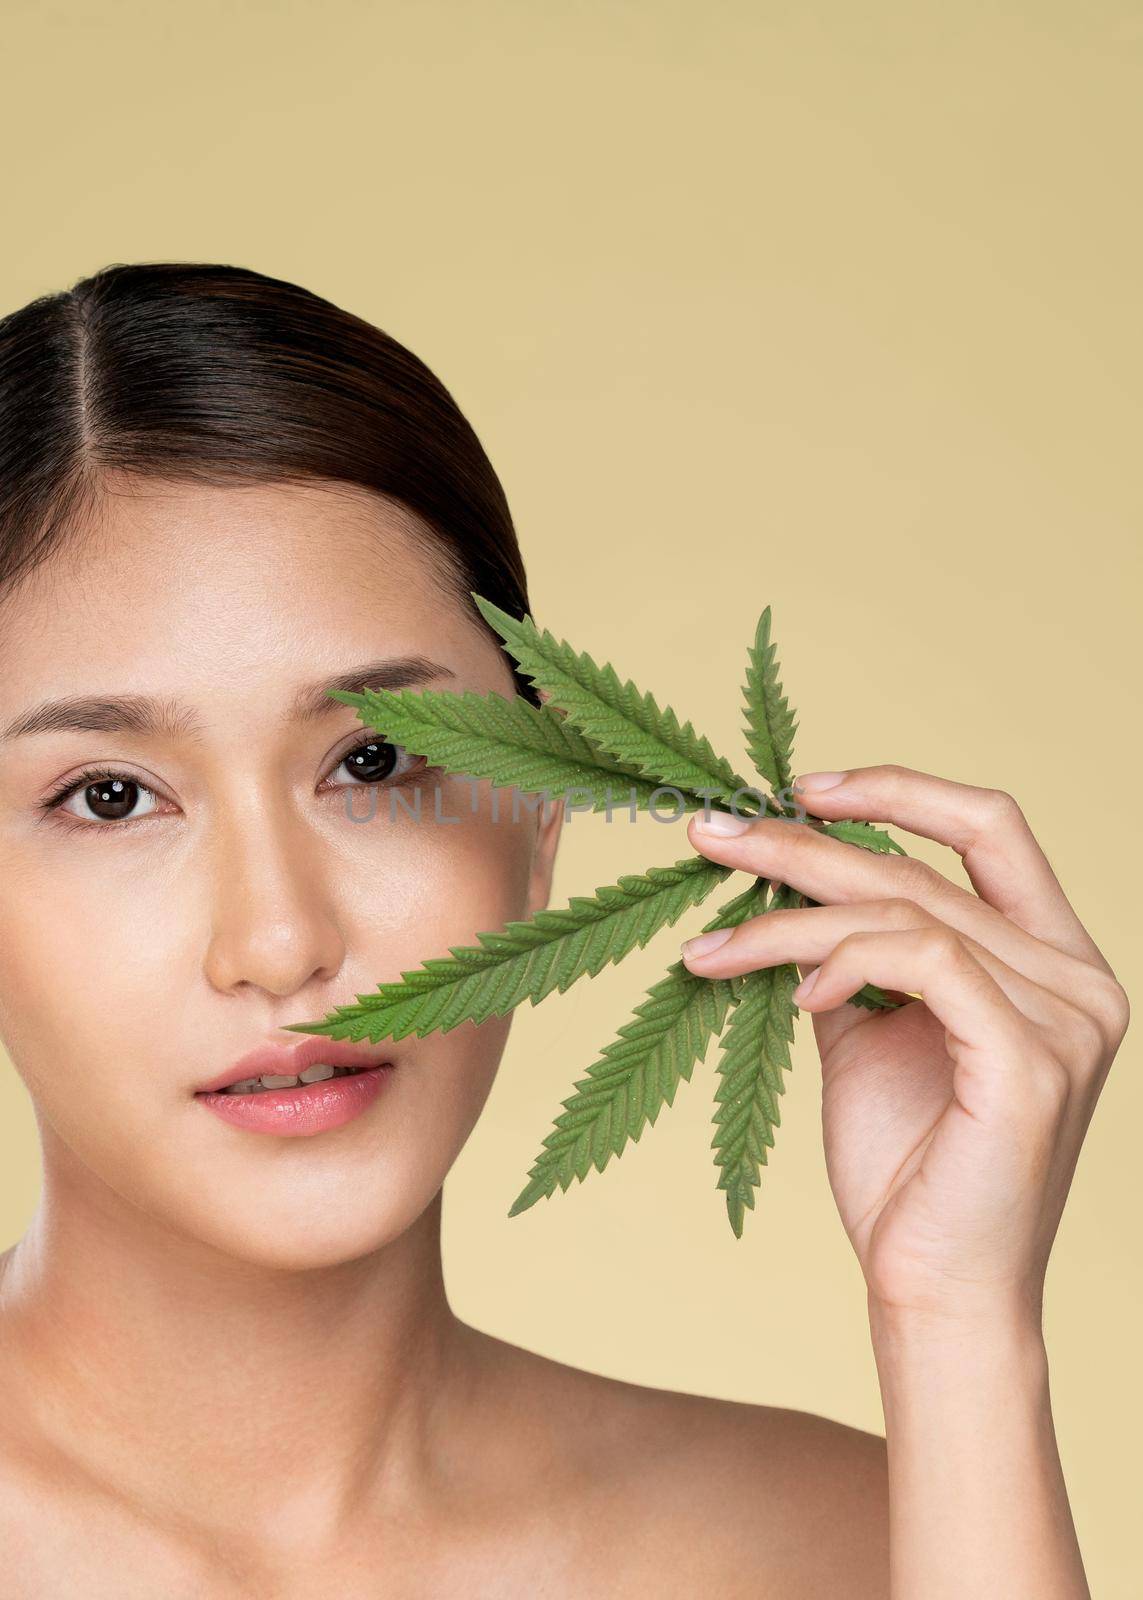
[0,472,890,1599]
[679,774,1130,1598]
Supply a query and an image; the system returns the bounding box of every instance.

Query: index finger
[792,763,1110,971]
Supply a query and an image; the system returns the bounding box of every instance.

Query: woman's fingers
[685,810,1029,970]
[791,764,1109,971]
[792,928,1081,1142]
[795,925,1030,1048]
[681,898,1067,1033]
[683,809,1128,1053]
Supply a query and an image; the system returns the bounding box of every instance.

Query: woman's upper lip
[195,1035,394,1094]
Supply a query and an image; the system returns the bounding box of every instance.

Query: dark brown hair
[0,260,541,705]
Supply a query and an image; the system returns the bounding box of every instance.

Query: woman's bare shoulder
[471,1329,890,1598]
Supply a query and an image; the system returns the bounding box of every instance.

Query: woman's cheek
[343,784,539,1158]
[0,856,180,1178]
[362,775,540,953]
[0,858,126,1077]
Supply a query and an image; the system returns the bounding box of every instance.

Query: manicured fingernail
[682,927,734,958]
[793,967,820,1000]
[794,772,848,793]
[694,810,751,835]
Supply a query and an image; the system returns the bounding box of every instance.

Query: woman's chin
[177,1199,433,1273]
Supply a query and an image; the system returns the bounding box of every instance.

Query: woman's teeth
[220,1063,369,1096]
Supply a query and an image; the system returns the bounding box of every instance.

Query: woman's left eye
[324,739,429,789]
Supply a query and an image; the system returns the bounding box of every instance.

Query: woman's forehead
[51,478,434,589]
[0,481,509,739]
[3,481,457,653]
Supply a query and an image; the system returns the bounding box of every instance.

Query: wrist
[867,1283,1045,1353]
[868,1290,1050,1411]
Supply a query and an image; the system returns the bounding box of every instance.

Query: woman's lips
[195,1034,393,1095]
[195,1064,394,1137]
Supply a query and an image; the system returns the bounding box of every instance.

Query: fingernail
[682,927,734,958]
[794,771,848,793]
[694,810,751,835]
[793,966,820,1001]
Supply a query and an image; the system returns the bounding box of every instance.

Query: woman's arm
[871,1300,1085,1596]
[680,765,1129,1598]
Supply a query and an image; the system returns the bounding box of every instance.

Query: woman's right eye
[49,772,163,827]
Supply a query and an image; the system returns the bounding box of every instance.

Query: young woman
[0,262,1126,1598]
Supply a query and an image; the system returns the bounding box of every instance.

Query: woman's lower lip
[194,1066,393,1136]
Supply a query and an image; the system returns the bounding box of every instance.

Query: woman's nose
[202,800,347,999]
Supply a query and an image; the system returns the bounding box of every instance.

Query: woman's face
[0,475,562,1269]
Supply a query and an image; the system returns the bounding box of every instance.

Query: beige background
[2,1,1140,1591]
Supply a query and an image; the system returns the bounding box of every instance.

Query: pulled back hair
[0,260,541,706]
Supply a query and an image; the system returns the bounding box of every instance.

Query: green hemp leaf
[281,596,905,1237]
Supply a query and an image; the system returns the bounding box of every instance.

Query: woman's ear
[524,793,564,919]
[522,685,565,918]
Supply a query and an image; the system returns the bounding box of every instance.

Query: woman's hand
[679,765,1130,1327]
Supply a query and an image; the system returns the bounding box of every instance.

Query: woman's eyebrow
[0,656,457,743]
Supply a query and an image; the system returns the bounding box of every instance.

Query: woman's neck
[0,1141,481,1559]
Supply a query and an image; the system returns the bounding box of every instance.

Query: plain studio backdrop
[1,2,1139,1592]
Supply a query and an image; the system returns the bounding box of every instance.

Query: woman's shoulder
[471,1329,890,1598]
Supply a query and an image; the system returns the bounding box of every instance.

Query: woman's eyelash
[37,745,441,830]
[40,765,139,813]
